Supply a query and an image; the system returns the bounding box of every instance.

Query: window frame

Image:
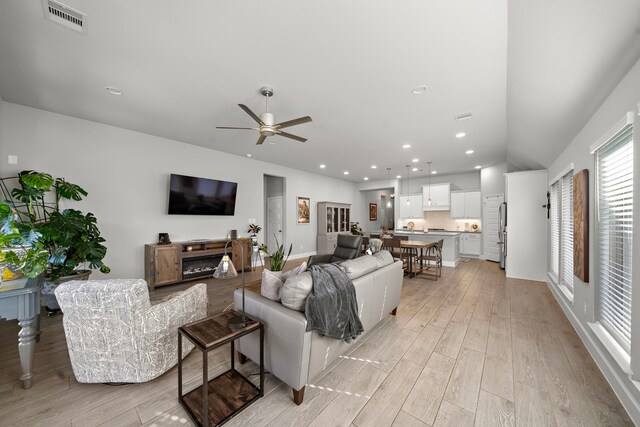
[548,163,574,302]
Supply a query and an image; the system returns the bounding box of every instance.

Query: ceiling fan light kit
[217,86,312,145]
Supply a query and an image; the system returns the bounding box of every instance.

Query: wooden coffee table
[178,310,264,426]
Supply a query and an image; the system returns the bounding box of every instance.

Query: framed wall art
[297,197,310,224]
[369,203,377,221]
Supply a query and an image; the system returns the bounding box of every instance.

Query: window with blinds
[596,125,633,353]
[561,172,574,291]
[549,181,560,279]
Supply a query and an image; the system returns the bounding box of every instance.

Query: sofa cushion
[373,250,394,268]
[340,255,378,280]
[261,269,284,301]
[280,271,313,312]
[282,262,307,281]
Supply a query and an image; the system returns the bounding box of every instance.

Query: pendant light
[386,168,393,208]
[405,165,411,205]
[427,161,433,206]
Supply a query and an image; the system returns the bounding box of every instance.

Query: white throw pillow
[282,262,307,281]
[261,269,284,301]
[280,271,313,311]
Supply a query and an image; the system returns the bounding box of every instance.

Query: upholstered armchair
[55,279,208,383]
[307,234,363,267]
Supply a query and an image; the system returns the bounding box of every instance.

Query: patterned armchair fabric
[55,279,208,383]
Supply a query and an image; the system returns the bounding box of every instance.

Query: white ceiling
[0,1,638,182]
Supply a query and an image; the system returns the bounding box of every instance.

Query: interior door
[483,194,504,262]
[267,196,283,253]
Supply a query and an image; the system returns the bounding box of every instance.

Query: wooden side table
[178,311,264,426]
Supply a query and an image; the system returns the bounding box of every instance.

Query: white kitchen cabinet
[423,183,450,211]
[399,194,423,219]
[465,191,482,218]
[450,190,481,219]
[460,233,482,256]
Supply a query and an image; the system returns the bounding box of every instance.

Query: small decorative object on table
[230,229,238,240]
[471,224,478,232]
[158,233,171,244]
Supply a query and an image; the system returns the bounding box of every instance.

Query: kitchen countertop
[392,230,461,236]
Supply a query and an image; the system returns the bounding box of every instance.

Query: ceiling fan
[216,86,312,145]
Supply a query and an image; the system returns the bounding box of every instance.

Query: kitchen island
[390,230,460,267]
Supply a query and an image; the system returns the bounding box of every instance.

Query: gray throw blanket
[305,264,364,342]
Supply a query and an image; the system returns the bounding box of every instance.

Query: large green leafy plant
[259,235,292,272]
[0,171,110,281]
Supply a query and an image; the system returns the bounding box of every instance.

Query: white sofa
[233,251,403,404]
[55,279,208,383]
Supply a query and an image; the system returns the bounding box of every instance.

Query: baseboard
[545,279,640,423]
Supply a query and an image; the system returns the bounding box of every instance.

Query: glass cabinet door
[326,207,332,233]
[345,208,350,231]
[339,208,346,231]
[332,207,339,232]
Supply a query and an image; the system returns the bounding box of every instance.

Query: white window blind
[549,181,560,278]
[561,171,574,291]
[596,125,633,353]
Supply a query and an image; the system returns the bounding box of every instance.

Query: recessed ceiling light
[456,132,466,138]
[412,167,418,172]
[364,177,369,181]
[246,154,252,158]
[432,170,437,174]
[465,149,474,155]
[344,171,349,175]
[411,85,427,94]
[105,86,123,95]
[475,165,482,169]
[319,164,326,168]
[412,158,419,163]
[396,175,402,179]
[402,144,411,149]
[371,165,377,169]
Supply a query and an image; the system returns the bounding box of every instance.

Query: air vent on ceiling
[41,0,87,35]
[454,112,473,121]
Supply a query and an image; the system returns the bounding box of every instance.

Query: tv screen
[168,174,238,215]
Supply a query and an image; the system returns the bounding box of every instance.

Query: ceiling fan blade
[277,131,307,143]
[274,116,312,129]
[216,126,257,130]
[256,134,267,145]
[238,104,264,125]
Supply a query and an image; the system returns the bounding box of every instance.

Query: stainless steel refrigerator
[498,202,507,269]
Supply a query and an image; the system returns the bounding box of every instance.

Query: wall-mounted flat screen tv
[168,174,238,215]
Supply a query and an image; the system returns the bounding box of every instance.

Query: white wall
[546,57,640,422]
[480,162,507,196]
[359,189,394,232]
[0,102,358,279]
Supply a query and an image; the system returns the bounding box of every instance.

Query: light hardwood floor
[0,259,633,426]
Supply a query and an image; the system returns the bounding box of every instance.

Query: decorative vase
[0,247,27,283]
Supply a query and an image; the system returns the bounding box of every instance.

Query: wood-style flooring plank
[434,321,468,359]
[391,411,429,427]
[352,359,421,427]
[443,347,484,413]
[474,390,515,427]
[433,400,475,427]
[402,352,456,426]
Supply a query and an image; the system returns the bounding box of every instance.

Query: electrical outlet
[248,218,256,224]
[7,155,17,164]
[583,302,587,316]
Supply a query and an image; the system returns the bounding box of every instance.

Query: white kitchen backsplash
[399,211,481,232]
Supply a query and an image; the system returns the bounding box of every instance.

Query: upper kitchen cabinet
[399,194,424,218]
[450,190,481,219]
[423,183,451,211]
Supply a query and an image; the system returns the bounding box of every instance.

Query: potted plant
[0,200,49,286]
[259,235,292,272]
[350,222,364,236]
[1,171,110,312]
[248,223,262,252]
